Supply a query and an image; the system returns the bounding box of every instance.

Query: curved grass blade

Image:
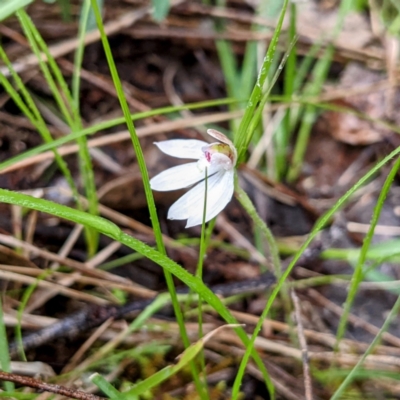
[231,144,400,398]
[0,188,278,386]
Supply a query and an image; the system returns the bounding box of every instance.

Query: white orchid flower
[150,129,237,228]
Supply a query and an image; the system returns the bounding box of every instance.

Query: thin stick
[291,289,313,400]
[0,371,106,400]
[0,110,243,174]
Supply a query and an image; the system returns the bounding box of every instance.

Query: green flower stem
[88,0,190,356]
[234,173,293,326]
[234,175,281,276]
[193,168,211,400]
[233,175,280,398]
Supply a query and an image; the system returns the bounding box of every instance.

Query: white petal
[154,139,208,159]
[150,161,221,191]
[186,169,234,227]
[167,172,221,220]
[150,162,206,191]
[167,169,234,228]
[209,152,233,171]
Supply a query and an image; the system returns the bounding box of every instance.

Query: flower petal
[207,129,233,147]
[154,139,208,159]
[209,152,233,171]
[167,172,221,220]
[150,162,206,191]
[167,169,234,228]
[186,169,234,227]
[150,162,221,192]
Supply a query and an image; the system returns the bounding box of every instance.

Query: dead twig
[0,110,243,174]
[0,370,106,400]
[291,289,313,400]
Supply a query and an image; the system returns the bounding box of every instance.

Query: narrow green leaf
[0,98,235,174]
[0,46,79,203]
[151,0,170,21]
[0,188,272,392]
[17,9,99,254]
[0,0,32,21]
[123,325,238,397]
[234,0,289,162]
[335,156,400,348]
[332,294,400,399]
[90,373,123,400]
[231,145,400,399]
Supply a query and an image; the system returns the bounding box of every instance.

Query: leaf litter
[0,1,400,399]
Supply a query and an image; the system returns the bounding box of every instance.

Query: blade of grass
[0,393,35,399]
[332,294,400,399]
[214,13,240,133]
[89,0,206,390]
[234,0,289,162]
[72,0,91,113]
[0,0,32,21]
[232,180,283,399]
[239,1,274,102]
[276,1,297,180]
[71,0,100,255]
[76,293,176,371]
[84,0,104,31]
[90,373,123,400]
[323,239,400,263]
[239,39,258,102]
[0,98,237,173]
[122,325,239,397]
[0,187,276,394]
[287,0,354,182]
[235,180,281,276]
[17,9,99,255]
[286,55,333,182]
[0,47,80,203]
[16,10,75,128]
[245,40,296,150]
[214,1,279,134]
[335,155,400,348]
[230,144,400,399]
[214,1,239,101]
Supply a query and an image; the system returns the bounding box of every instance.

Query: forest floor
[1,1,400,399]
